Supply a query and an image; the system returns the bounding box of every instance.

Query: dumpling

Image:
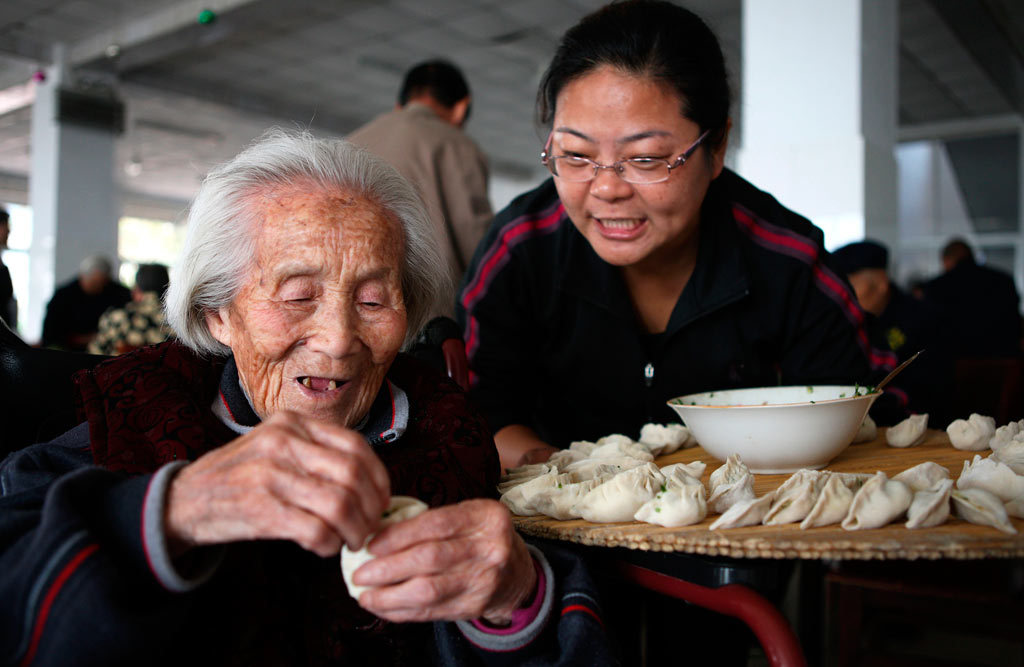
[764,470,827,526]
[989,420,1024,453]
[497,463,556,494]
[568,440,598,456]
[589,438,654,462]
[1004,493,1024,519]
[852,414,877,444]
[634,473,707,527]
[886,414,929,448]
[955,455,1024,502]
[660,461,707,482]
[709,454,749,491]
[532,475,612,520]
[841,472,912,530]
[905,478,953,529]
[547,449,588,468]
[990,440,1024,475]
[951,488,1017,534]
[638,423,692,457]
[710,494,774,530]
[341,496,428,599]
[565,456,645,480]
[574,463,665,523]
[500,470,575,516]
[708,455,755,514]
[800,474,855,529]
[947,413,996,451]
[892,461,950,492]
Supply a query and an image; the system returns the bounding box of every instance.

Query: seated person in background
[832,240,952,426]
[923,237,1022,359]
[457,0,896,472]
[0,206,16,330]
[41,254,131,351]
[89,263,173,355]
[0,130,612,666]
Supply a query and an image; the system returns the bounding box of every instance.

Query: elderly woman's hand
[165,411,390,557]
[351,499,537,625]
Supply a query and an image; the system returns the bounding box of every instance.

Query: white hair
[165,128,450,356]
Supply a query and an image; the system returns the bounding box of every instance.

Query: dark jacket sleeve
[433,540,618,666]
[456,184,557,435]
[0,425,201,666]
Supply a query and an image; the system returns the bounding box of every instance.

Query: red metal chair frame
[616,563,806,667]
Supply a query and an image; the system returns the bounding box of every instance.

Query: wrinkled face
[551,66,727,270]
[206,186,408,428]
[847,268,889,316]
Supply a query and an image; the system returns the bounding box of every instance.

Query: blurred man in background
[0,207,15,330]
[89,263,171,355]
[924,238,1021,359]
[349,60,492,292]
[41,254,131,351]
[833,239,952,425]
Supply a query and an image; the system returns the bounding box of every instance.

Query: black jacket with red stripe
[456,170,897,448]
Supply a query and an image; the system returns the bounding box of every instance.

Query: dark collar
[215,356,409,446]
[559,172,750,336]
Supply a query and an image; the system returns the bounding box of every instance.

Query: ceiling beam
[927,0,1024,114]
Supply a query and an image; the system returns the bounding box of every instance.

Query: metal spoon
[874,349,924,393]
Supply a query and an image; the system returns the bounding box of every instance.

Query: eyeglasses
[541,129,711,184]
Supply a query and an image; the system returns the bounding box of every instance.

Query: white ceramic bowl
[667,385,880,474]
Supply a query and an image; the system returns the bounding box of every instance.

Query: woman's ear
[205,307,233,348]
[710,118,732,179]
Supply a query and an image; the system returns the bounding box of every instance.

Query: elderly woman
[0,131,611,666]
[457,0,898,472]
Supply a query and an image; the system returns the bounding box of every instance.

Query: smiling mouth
[296,376,347,392]
[597,217,645,229]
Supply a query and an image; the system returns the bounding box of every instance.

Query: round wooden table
[512,429,1024,560]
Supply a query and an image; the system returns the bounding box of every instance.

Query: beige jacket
[348,103,493,292]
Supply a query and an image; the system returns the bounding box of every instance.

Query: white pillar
[737,0,898,253]
[28,48,121,343]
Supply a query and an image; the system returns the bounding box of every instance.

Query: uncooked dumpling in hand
[886,414,929,448]
[341,496,428,599]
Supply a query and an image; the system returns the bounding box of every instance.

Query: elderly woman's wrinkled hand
[165,411,390,557]
[352,499,537,625]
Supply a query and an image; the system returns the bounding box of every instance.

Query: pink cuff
[469,554,545,635]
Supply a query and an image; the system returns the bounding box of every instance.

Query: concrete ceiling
[0,0,1022,215]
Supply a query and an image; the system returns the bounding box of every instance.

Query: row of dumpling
[713,458,1021,534]
[498,424,700,523]
[881,411,1024,458]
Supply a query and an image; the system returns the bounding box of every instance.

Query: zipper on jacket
[644,362,654,388]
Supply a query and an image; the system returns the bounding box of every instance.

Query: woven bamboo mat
[511,429,1024,560]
